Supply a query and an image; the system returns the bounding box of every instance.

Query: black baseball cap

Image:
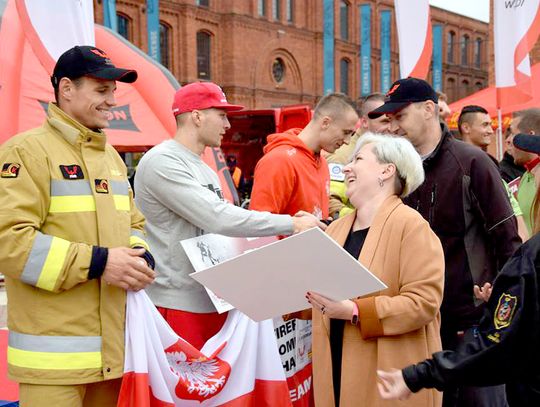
[368,77,438,119]
[51,45,138,88]
[513,134,540,154]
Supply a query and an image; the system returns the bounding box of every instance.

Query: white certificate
[181,234,278,313]
[184,228,387,321]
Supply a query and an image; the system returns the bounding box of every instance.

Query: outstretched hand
[292,211,327,233]
[377,369,412,400]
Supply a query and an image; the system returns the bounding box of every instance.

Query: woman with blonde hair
[307,133,445,406]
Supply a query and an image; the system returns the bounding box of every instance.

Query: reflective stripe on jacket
[0,103,148,384]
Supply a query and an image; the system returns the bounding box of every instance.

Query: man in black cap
[0,45,155,406]
[369,77,521,407]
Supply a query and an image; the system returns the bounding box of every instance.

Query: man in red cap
[0,45,155,406]
[134,82,324,349]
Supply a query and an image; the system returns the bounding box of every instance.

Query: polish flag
[394,0,432,79]
[495,0,540,108]
[118,291,291,407]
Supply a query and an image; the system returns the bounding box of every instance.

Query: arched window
[461,79,470,98]
[474,38,482,68]
[461,34,469,66]
[272,58,285,83]
[475,81,484,91]
[117,13,130,40]
[258,0,266,16]
[197,31,212,80]
[159,22,171,69]
[447,31,455,64]
[446,77,456,101]
[340,58,350,95]
[273,0,280,21]
[340,1,349,40]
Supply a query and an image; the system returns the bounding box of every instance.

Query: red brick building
[94,0,491,107]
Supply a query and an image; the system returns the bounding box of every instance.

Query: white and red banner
[394,0,432,79]
[494,0,540,107]
[118,291,291,406]
[273,318,313,406]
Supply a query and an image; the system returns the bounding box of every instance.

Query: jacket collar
[327,195,402,268]
[46,103,107,151]
[422,122,453,167]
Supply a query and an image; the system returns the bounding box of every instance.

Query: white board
[186,228,387,322]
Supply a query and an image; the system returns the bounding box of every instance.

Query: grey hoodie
[134,140,293,312]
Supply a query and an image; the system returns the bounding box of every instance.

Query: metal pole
[497,108,503,161]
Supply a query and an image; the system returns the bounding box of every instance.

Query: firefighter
[0,46,155,406]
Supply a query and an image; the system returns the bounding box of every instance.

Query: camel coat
[312,196,444,407]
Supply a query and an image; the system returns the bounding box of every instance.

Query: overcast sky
[429,0,490,23]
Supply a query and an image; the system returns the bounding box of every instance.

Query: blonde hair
[353,133,425,197]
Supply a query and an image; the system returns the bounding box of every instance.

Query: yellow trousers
[18,378,122,407]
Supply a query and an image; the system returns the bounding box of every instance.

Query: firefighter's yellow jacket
[0,103,150,385]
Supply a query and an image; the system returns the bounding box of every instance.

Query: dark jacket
[403,233,540,406]
[403,124,522,332]
[499,151,525,184]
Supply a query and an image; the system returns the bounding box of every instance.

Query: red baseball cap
[172,82,244,116]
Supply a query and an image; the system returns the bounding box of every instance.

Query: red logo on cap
[90,49,109,59]
[386,83,400,97]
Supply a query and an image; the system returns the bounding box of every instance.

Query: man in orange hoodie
[250,93,359,220]
[249,93,358,406]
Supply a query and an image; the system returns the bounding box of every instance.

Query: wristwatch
[351,301,359,325]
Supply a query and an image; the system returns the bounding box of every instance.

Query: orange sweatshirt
[249,128,329,219]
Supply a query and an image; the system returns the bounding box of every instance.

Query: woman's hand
[377,369,412,400]
[306,291,354,320]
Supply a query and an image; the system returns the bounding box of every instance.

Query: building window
[117,14,130,40]
[447,31,455,64]
[273,0,280,21]
[272,58,285,83]
[159,22,171,69]
[446,77,456,102]
[340,1,349,40]
[474,38,482,68]
[475,81,484,91]
[258,0,266,16]
[461,34,469,66]
[286,0,294,23]
[461,79,470,98]
[340,58,350,95]
[197,31,211,80]
[197,0,209,7]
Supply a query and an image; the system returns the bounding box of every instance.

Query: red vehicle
[221,105,313,204]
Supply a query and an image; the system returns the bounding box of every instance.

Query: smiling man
[458,105,494,152]
[369,77,521,407]
[0,46,156,406]
[250,93,359,219]
[134,82,324,350]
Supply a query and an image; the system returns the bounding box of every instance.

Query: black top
[403,123,521,333]
[331,227,369,407]
[499,151,525,184]
[403,233,540,406]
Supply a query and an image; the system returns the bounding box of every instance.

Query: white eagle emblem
[164,340,231,402]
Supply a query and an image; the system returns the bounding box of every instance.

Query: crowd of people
[1,45,540,407]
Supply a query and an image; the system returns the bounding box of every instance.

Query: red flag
[495,0,540,108]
